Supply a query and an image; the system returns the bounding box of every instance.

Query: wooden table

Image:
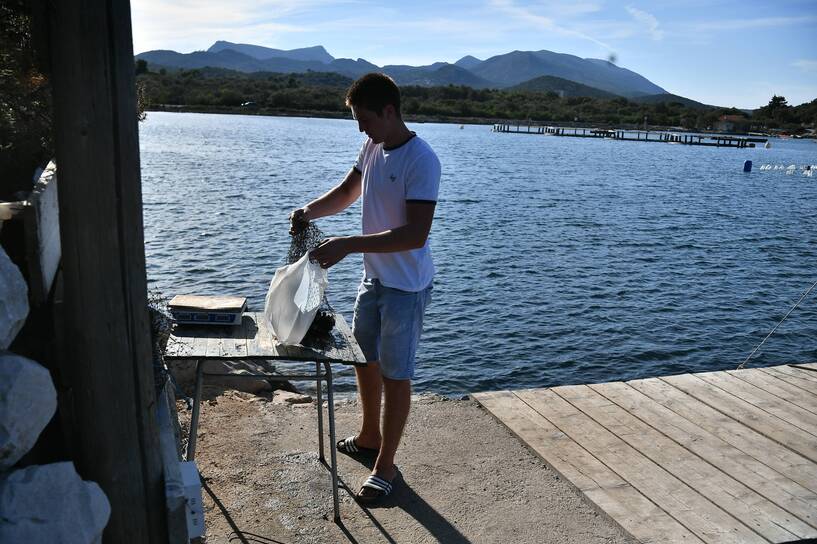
[164,311,366,522]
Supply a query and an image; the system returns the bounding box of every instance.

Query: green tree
[757,95,791,125]
[135,58,148,75]
[1,0,53,195]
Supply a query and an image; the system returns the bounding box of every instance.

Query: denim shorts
[352,279,432,380]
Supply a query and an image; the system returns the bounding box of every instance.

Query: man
[290,72,440,504]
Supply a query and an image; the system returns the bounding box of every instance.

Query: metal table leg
[316,361,324,462]
[186,359,205,460]
[182,357,341,521]
[324,361,340,522]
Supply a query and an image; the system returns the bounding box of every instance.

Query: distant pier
[493,123,765,148]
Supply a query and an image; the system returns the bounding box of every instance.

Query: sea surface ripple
[140,112,817,395]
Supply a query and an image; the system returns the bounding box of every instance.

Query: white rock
[272,390,313,405]
[0,462,110,544]
[0,247,28,349]
[0,353,57,470]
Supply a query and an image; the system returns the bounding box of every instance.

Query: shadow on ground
[333,458,472,544]
[202,478,290,544]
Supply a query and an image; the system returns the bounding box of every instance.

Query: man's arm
[310,201,436,269]
[290,168,361,233]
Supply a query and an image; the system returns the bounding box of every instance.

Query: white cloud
[792,59,817,73]
[626,6,663,40]
[693,15,817,32]
[488,0,612,50]
[131,0,344,53]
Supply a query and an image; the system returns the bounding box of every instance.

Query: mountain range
[136,41,670,99]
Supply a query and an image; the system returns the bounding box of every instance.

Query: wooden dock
[474,363,817,544]
[492,123,763,148]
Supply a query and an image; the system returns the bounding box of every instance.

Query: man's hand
[289,207,311,235]
[310,237,350,268]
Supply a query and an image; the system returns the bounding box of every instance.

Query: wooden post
[45,0,166,542]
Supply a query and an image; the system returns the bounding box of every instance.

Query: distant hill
[629,93,710,109]
[207,41,333,63]
[383,64,495,88]
[471,51,666,97]
[137,49,371,78]
[326,58,379,78]
[137,49,273,72]
[509,75,618,98]
[136,41,672,99]
[454,55,482,70]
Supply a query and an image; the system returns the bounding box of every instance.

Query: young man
[290,72,440,503]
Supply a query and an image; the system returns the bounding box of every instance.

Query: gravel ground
[180,389,636,544]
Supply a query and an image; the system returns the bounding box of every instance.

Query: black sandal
[356,468,401,504]
[336,435,379,458]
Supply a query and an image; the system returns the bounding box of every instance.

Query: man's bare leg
[354,361,383,449]
[372,376,411,480]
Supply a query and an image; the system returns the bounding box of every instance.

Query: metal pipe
[316,361,324,462]
[325,361,340,522]
[187,359,205,460]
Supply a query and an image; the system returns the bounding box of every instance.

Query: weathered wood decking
[474,364,817,544]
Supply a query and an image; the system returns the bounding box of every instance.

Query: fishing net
[287,222,337,347]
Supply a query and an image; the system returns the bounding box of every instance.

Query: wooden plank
[220,319,247,359]
[190,334,210,359]
[474,391,704,544]
[781,365,817,382]
[663,374,817,462]
[163,334,188,359]
[565,384,816,540]
[334,314,366,363]
[243,313,262,357]
[296,314,365,364]
[205,335,224,358]
[763,366,817,392]
[47,0,166,539]
[156,382,189,542]
[166,312,362,363]
[593,382,817,531]
[630,378,817,493]
[246,312,280,357]
[694,372,817,438]
[781,367,817,383]
[729,369,817,415]
[23,161,61,307]
[516,388,766,544]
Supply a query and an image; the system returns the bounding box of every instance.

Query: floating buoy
[743,160,752,172]
[765,142,771,149]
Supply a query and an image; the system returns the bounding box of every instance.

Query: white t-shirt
[354,134,441,292]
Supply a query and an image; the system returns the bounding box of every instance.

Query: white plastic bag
[263,253,328,345]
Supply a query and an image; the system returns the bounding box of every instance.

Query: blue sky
[131,0,817,109]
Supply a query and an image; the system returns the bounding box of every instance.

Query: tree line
[135,63,816,132]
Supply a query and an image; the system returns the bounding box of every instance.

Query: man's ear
[383,104,396,120]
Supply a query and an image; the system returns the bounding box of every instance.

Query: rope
[737,278,817,369]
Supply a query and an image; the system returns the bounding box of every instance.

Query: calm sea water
[140,112,817,395]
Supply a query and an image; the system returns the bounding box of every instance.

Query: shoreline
[145,106,805,137]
